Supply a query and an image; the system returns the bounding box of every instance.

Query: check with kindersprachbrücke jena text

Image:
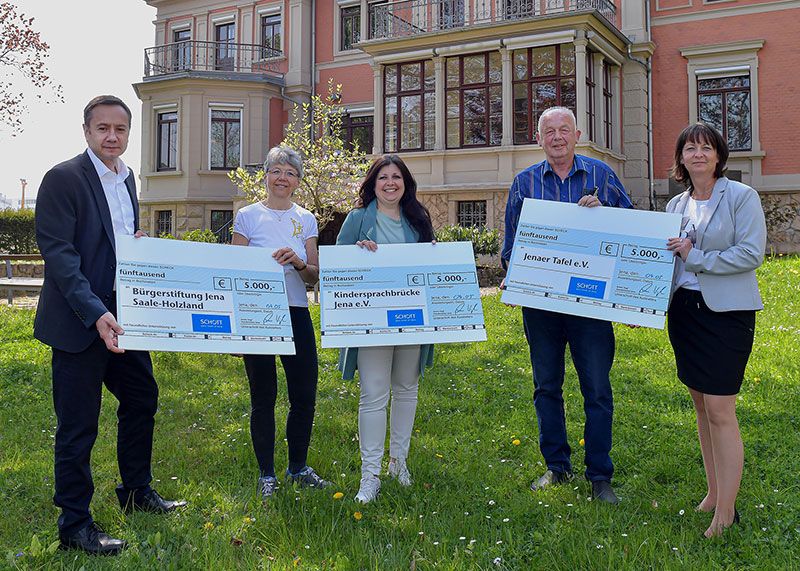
[501,199,682,328]
[319,242,487,348]
[115,236,295,354]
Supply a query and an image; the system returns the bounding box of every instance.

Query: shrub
[0,208,37,254]
[159,229,220,243]
[435,224,499,258]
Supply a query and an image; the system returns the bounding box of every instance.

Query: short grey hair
[263,146,303,179]
[537,106,577,137]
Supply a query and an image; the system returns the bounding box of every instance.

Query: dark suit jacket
[34,151,139,353]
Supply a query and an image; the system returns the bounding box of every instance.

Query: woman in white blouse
[232,146,330,499]
[666,124,766,538]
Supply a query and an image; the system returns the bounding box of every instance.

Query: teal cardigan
[335,201,435,380]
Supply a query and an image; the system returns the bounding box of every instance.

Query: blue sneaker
[258,475,278,499]
[287,466,331,489]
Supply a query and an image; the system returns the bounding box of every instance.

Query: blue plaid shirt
[501,154,632,265]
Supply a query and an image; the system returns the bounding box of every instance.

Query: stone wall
[655,190,800,255]
[8,262,43,278]
[761,192,800,254]
[420,193,449,229]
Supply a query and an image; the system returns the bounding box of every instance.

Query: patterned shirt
[501,154,632,264]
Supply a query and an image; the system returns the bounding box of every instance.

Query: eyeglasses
[267,168,299,179]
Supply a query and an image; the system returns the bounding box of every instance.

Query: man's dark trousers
[52,313,158,537]
[522,307,615,482]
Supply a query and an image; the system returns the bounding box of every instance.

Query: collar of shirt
[86,147,129,183]
[541,154,588,180]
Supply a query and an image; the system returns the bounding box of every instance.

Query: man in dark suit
[34,95,185,556]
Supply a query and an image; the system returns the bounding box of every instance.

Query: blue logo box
[567,277,606,299]
[387,309,424,327]
[191,314,232,333]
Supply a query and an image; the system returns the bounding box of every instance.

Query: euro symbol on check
[605,244,614,254]
[218,279,227,288]
[411,275,420,285]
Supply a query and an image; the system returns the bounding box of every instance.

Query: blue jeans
[522,308,615,482]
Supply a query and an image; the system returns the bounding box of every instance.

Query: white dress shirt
[86,147,135,237]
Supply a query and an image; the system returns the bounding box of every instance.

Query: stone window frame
[511,43,577,146]
[681,40,765,160]
[257,3,283,60]
[171,26,192,71]
[156,109,179,172]
[445,51,503,149]
[154,209,174,237]
[151,102,180,174]
[207,103,244,171]
[337,0,361,55]
[457,200,488,227]
[383,60,436,153]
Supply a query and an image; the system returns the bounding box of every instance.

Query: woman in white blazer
[665,123,766,538]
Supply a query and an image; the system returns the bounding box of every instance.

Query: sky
[0,0,157,203]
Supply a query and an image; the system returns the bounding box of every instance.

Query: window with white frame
[210,109,241,169]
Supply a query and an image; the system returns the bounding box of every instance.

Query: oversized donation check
[501,199,682,328]
[319,242,487,348]
[115,235,294,354]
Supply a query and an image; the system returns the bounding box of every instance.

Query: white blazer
[666,177,766,312]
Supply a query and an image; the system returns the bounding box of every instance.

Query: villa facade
[134,0,800,252]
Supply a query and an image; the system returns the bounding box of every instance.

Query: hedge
[0,208,37,254]
[435,224,500,258]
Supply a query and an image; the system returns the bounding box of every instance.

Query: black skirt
[667,287,756,396]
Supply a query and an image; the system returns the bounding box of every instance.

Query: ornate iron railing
[144,40,282,77]
[369,0,617,40]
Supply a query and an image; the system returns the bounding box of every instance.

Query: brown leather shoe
[59,523,127,555]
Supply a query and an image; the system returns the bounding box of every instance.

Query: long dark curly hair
[357,154,434,242]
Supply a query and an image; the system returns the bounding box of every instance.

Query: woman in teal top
[336,155,435,503]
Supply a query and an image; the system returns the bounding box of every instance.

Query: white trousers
[357,345,421,477]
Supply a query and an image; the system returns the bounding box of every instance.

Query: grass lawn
[1,256,798,570]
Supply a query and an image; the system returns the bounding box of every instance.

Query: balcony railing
[144,40,282,78]
[369,0,617,40]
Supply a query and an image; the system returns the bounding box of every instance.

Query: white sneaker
[355,475,381,504]
[387,457,412,487]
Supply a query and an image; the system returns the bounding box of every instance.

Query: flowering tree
[229,79,370,231]
[0,2,63,136]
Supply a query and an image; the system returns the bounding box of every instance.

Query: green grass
[1,256,798,570]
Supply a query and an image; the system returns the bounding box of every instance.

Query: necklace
[263,201,293,222]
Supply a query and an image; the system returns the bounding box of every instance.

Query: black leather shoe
[591,480,619,504]
[60,523,127,555]
[530,469,574,491]
[116,486,187,514]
